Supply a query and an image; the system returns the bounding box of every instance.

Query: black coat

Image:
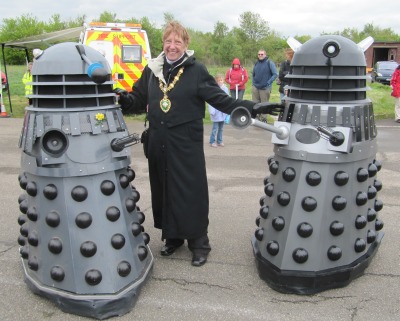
[278,60,291,94]
[121,52,254,240]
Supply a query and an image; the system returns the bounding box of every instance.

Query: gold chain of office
[158,67,184,113]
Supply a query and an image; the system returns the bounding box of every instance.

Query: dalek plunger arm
[110,133,141,152]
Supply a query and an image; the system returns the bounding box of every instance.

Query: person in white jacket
[208,74,229,147]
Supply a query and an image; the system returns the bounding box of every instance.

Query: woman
[225,58,249,99]
[390,64,400,123]
[117,21,280,267]
[278,48,294,103]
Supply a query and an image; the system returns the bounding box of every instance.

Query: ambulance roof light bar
[88,22,142,29]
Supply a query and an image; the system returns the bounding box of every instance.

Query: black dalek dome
[286,35,369,102]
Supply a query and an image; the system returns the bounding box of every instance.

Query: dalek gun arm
[315,125,352,153]
[110,133,141,152]
[316,126,345,146]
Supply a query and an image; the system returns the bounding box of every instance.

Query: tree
[97,11,119,23]
[337,27,361,42]
[1,11,400,67]
[211,21,231,64]
[188,29,213,64]
[162,12,176,29]
[329,23,400,43]
[236,11,270,62]
[67,15,86,28]
[0,13,84,64]
[239,11,270,42]
[130,16,163,57]
[0,14,46,64]
[45,14,65,32]
[213,21,229,41]
[260,31,289,64]
[360,23,400,42]
[0,14,46,41]
[217,34,242,66]
[294,35,312,44]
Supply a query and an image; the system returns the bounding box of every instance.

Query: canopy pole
[1,44,12,114]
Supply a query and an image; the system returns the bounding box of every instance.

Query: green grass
[207,66,395,120]
[2,65,27,117]
[1,65,395,120]
[368,82,394,118]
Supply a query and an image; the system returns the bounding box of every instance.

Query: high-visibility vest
[22,72,32,97]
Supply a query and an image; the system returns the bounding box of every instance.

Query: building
[364,41,400,72]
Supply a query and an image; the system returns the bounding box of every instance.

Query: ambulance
[81,22,151,91]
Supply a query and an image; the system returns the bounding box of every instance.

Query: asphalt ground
[1,116,399,321]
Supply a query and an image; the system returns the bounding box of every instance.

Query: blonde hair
[285,48,294,59]
[163,21,190,45]
[215,73,224,81]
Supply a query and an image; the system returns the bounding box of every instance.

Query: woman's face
[163,32,187,61]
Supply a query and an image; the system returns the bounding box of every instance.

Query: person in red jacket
[390,64,400,123]
[225,58,249,99]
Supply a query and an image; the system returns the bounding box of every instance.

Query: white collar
[148,50,194,84]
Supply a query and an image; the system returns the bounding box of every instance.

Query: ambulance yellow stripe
[85,28,148,92]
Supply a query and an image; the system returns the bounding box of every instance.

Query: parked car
[371,61,399,85]
[1,71,7,91]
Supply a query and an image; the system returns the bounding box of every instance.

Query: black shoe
[160,243,182,256]
[191,254,208,267]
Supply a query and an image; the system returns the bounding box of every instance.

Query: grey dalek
[17,42,153,319]
[231,35,384,294]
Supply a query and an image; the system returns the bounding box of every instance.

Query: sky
[1,0,400,39]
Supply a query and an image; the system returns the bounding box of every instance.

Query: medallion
[160,97,171,113]
[158,67,184,113]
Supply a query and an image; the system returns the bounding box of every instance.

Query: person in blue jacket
[252,49,278,121]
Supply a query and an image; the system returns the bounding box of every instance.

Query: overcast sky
[1,0,399,39]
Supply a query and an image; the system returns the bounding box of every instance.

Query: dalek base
[23,258,153,320]
[251,233,383,295]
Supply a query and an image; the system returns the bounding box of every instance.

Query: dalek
[231,35,384,294]
[17,42,153,319]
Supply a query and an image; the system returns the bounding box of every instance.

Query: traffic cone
[0,103,10,118]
